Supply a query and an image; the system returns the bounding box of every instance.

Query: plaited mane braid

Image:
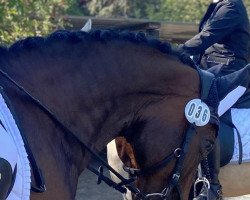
[4,29,196,68]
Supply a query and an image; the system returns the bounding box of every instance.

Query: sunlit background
[0,0,249,44]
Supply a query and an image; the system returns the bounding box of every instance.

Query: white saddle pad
[0,93,31,200]
[230,108,250,164]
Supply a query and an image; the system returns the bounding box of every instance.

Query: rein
[0,69,148,199]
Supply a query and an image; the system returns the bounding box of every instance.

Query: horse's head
[121,105,217,200]
[117,66,250,200]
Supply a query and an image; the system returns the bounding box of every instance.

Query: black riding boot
[0,157,13,200]
[195,138,223,200]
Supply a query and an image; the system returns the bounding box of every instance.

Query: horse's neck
[2,40,199,160]
[0,40,200,199]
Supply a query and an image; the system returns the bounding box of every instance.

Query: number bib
[184,99,210,126]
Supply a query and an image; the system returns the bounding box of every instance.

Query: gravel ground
[76,169,121,200]
[75,168,250,200]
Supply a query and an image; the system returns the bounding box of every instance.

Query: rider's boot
[0,157,13,200]
[195,138,223,200]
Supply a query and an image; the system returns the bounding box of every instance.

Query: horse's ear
[81,19,92,32]
[216,65,250,116]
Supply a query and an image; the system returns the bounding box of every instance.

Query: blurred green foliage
[84,0,249,24]
[146,0,210,23]
[1,0,249,44]
[66,0,89,15]
[0,0,67,45]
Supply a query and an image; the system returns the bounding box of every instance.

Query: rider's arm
[179,1,241,55]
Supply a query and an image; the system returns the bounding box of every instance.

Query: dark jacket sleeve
[181,2,241,55]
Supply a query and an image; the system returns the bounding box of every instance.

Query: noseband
[123,69,220,200]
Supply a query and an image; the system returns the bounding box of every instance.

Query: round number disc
[184,99,211,126]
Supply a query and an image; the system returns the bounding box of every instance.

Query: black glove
[172,44,187,55]
[172,44,198,68]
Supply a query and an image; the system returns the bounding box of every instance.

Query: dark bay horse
[0,30,218,200]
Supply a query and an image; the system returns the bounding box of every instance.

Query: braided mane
[2,29,195,67]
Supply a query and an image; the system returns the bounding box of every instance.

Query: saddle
[216,64,250,167]
[202,65,250,167]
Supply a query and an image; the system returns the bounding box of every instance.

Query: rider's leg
[0,158,13,200]
[195,137,222,200]
[206,137,222,200]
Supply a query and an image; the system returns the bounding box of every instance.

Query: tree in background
[147,0,210,23]
[0,0,67,44]
[245,0,250,14]
[86,0,156,18]
[66,0,90,15]
[87,0,129,17]
[1,0,249,44]
[81,0,249,23]
[84,0,211,22]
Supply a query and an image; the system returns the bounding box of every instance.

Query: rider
[177,0,250,199]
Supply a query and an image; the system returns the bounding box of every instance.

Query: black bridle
[0,67,219,200]
[123,121,219,200]
[121,69,220,200]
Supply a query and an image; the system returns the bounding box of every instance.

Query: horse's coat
[0,29,218,200]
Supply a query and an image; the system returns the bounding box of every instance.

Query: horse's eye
[204,139,214,153]
[200,139,214,157]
